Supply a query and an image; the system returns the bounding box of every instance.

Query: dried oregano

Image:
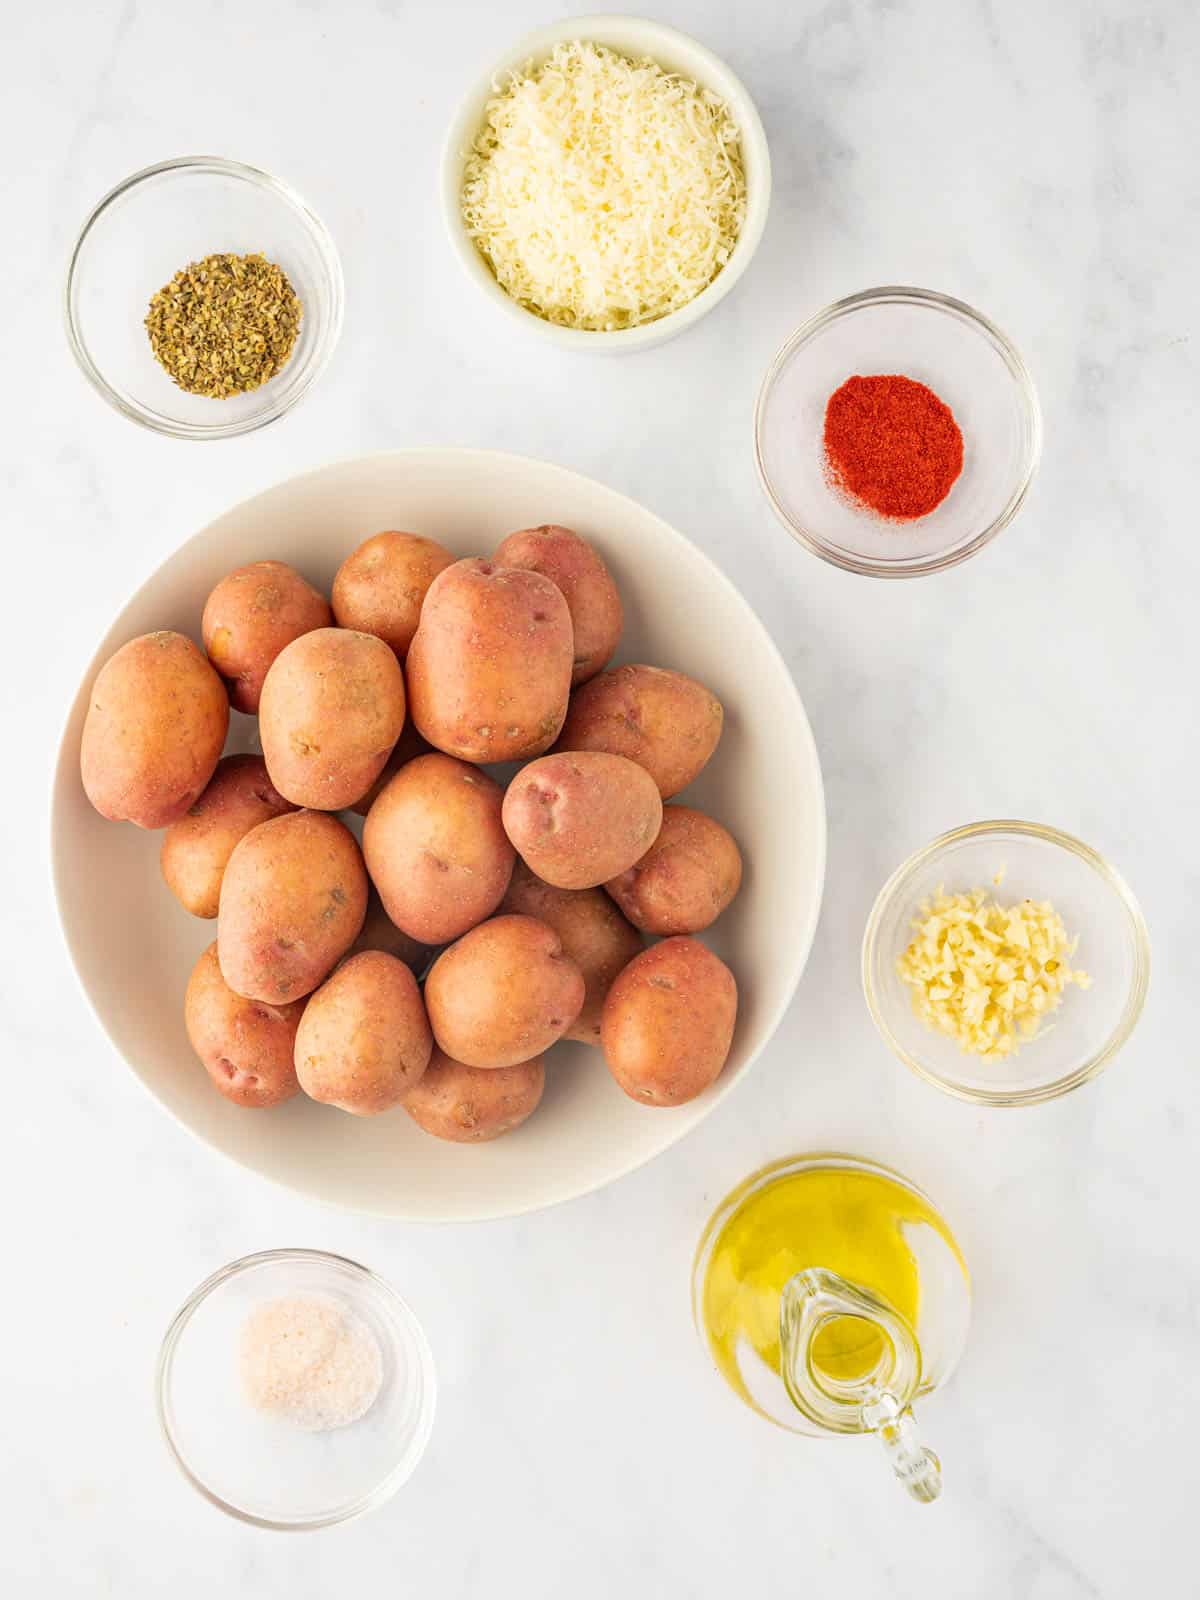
[145,252,301,398]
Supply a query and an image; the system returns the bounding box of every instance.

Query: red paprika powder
[823,374,963,521]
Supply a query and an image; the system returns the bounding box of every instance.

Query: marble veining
[3,0,1197,1594]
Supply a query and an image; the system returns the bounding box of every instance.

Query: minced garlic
[461,40,746,331]
[896,888,1091,1061]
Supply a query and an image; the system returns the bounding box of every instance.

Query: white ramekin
[440,15,772,353]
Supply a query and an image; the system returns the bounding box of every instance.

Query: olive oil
[696,1157,967,1429]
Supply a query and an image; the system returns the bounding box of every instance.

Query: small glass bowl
[862,821,1149,1106]
[157,1249,436,1530]
[755,287,1042,577]
[65,157,343,439]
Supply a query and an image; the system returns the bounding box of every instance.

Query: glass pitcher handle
[861,1390,942,1503]
[780,1268,943,1503]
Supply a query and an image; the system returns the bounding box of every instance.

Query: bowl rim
[63,154,344,441]
[50,446,827,1220]
[754,285,1044,578]
[155,1247,437,1530]
[861,819,1150,1106]
[439,14,772,352]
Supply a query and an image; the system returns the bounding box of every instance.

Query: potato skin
[259,628,407,810]
[81,631,230,829]
[502,752,662,890]
[202,560,331,714]
[294,951,432,1115]
[332,531,455,657]
[404,1047,544,1143]
[363,753,514,944]
[349,721,432,817]
[605,805,742,934]
[554,664,723,799]
[160,755,296,918]
[184,943,304,1109]
[424,914,584,1069]
[406,559,573,764]
[501,861,642,1044]
[343,888,434,974]
[493,525,622,685]
[601,937,737,1106]
[217,810,368,1003]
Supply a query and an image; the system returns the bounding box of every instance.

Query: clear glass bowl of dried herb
[65,156,343,440]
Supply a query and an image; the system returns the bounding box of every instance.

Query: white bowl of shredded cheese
[442,17,771,349]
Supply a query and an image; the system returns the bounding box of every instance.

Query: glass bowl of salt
[157,1249,436,1529]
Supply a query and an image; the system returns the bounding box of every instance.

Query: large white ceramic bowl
[52,450,824,1221]
[441,15,771,352]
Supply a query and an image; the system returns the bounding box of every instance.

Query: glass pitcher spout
[779,1267,943,1503]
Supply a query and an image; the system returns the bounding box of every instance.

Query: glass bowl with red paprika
[754,286,1042,577]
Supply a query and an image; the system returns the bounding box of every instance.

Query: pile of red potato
[80,525,742,1144]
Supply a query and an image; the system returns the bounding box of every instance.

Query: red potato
[80,631,229,829]
[404,1048,545,1143]
[202,560,331,714]
[258,628,407,810]
[184,943,304,1109]
[363,754,514,944]
[217,810,368,1003]
[605,805,742,934]
[349,722,432,818]
[424,915,584,1069]
[493,524,622,685]
[406,559,573,764]
[601,937,737,1106]
[342,888,434,974]
[332,531,455,657]
[501,751,662,890]
[294,952,432,1115]
[501,860,642,1044]
[554,664,723,798]
[160,755,296,918]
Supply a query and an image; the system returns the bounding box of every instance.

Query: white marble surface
[3,0,1196,1592]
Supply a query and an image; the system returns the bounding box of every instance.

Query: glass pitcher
[691,1154,970,1502]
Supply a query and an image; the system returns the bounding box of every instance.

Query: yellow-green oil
[698,1161,964,1421]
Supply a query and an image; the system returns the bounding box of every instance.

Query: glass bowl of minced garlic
[862,821,1149,1106]
[65,157,342,439]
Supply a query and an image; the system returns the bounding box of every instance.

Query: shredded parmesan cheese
[896,888,1091,1061]
[461,40,747,330]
